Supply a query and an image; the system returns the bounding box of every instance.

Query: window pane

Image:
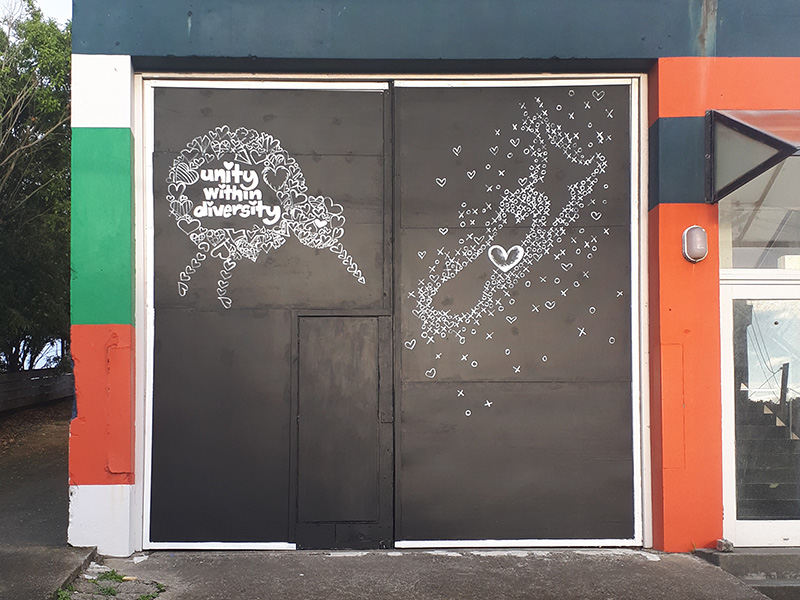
[719,156,800,269]
[714,121,781,195]
[734,299,800,520]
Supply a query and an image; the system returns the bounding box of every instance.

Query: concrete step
[736,499,800,519]
[737,438,799,455]
[738,483,800,501]
[738,466,797,485]
[697,548,800,600]
[696,548,800,580]
[745,580,800,600]
[741,452,798,470]
[738,425,792,441]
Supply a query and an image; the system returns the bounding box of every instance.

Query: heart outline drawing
[488,244,524,273]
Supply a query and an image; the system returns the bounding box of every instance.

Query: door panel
[298,317,380,523]
[395,81,637,542]
[400,381,633,541]
[150,85,387,312]
[150,308,292,542]
[296,316,393,549]
[148,83,390,546]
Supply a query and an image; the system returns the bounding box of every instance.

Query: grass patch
[97,570,125,582]
[96,584,118,596]
[55,585,73,600]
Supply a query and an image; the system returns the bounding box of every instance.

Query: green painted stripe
[71,127,134,326]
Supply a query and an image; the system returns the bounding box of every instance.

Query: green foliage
[96,569,125,582]
[96,584,118,596]
[55,584,74,600]
[0,0,70,372]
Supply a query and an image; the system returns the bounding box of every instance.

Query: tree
[0,0,70,372]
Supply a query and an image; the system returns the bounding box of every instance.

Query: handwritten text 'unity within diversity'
[193,163,281,225]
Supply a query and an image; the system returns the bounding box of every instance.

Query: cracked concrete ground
[0,397,772,600]
[0,398,94,600]
[100,548,769,600]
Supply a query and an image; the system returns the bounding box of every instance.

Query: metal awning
[707,109,800,204]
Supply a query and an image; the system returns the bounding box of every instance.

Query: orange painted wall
[70,324,135,485]
[650,57,800,124]
[646,55,800,551]
[648,203,723,552]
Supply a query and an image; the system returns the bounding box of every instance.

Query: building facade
[69,0,800,556]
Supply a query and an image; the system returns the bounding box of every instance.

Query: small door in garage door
[296,316,393,549]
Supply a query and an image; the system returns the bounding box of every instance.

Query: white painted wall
[72,54,133,129]
[70,52,138,556]
[68,485,137,557]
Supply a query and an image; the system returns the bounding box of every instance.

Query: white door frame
[134,74,651,551]
[721,271,800,546]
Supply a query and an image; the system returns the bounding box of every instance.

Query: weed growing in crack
[55,584,74,600]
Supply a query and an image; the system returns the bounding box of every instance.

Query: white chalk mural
[402,88,630,398]
[412,97,607,343]
[166,126,365,308]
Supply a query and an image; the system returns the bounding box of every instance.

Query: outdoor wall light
[683,225,708,263]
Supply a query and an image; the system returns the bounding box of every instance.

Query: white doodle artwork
[166,126,365,308]
[413,97,607,343]
[404,88,631,413]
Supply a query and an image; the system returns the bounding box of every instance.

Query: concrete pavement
[0,397,772,600]
[103,548,769,600]
[0,399,94,600]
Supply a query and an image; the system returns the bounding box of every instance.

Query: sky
[35,0,71,25]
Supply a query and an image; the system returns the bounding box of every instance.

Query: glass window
[733,298,800,519]
[719,156,800,269]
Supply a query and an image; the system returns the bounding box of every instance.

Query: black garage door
[148,79,638,548]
